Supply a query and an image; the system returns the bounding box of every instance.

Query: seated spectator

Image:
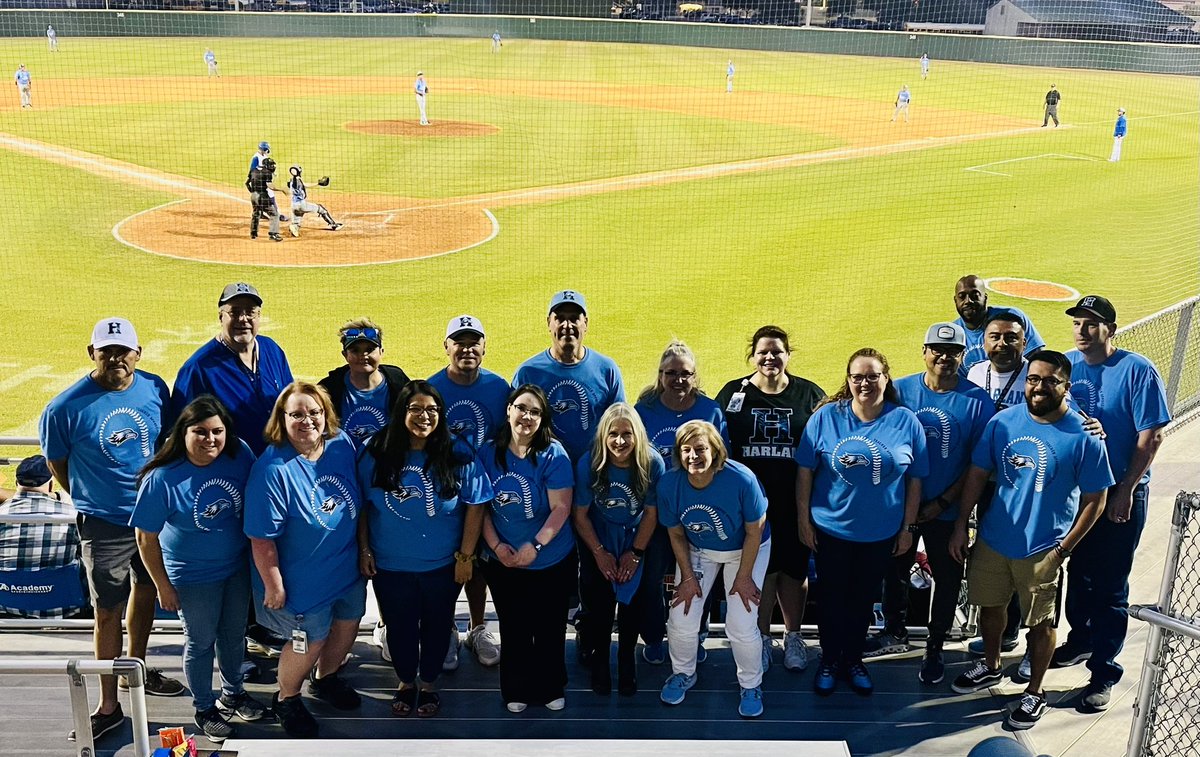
[0,455,86,618]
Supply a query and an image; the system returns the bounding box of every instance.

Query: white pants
[416,93,428,125]
[208,62,219,77]
[18,85,31,108]
[726,76,733,93]
[1110,135,1123,162]
[668,538,770,688]
[48,39,57,52]
[892,103,909,122]
[492,39,500,53]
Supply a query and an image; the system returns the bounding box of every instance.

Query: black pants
[880,518,963,645]
[249,193,271,237]
[578,543,645,671]
[372,564,459,685]
[636,524,672,646]
[484,552,577,706]
[815,528,894,667]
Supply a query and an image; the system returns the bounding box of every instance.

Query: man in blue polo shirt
[1054,295,1171,712]
[949,350,1113,730]
[40,318,183,740]
[952,275,1046,377]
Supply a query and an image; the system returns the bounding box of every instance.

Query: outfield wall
[2,10,1198,75]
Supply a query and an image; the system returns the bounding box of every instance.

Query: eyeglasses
[1025,375,1066,389]
[926,345,964,358]
[406,406,439,418]
[661,370,696,380]
[512,402,542,418]
[342,328,381,347]
[286,408,325,421]
[849,373,883,385]
[222,307,261,320]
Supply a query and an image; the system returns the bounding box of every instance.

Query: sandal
[416,689,441,717]
[391,687,417,717]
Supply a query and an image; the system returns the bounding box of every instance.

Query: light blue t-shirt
[794,401,929,543]
[1066,349,1170,485]
[574,451,665,530]
[40,371,172,525]
[656,459,768,552]
[972,405,1115,559]
[894,374,995,520]
[358,448,493,573]
[130,440,255,586]
[244,431,361,615]
[956,306,1046,377]
[634,395,729,462]
[512,349,625,461]
[341,382,391,448]
[427,367,510,450]
[477,439,575,569]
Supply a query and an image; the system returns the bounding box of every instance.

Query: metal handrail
[1130,604,1200,643]
[0,656,151,757]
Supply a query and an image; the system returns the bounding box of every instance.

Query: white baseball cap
[90,317,139,350]
[446,315,485,340]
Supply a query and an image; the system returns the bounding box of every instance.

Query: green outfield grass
[1,35,1197,441]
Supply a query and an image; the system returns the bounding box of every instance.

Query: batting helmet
[259,141,270,152]
[289,165,302,177]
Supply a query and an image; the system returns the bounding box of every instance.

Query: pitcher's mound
[345,120,500,137]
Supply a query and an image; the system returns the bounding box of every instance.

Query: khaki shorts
[967,538,1062,627]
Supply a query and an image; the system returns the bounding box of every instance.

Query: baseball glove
[318,176,331,186]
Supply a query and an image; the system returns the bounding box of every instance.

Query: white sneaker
[372,623,391,663]
[288,223,299,237]
[545,697,565,711]
[760,634,774,673]
[1011,651,1033,684]
[443,626,460,672]
[467,624,501,667]
[783,631,809,671]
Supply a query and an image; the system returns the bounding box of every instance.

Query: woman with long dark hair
[132,395,266,743]
[478,384,576,713]
[795,347,928,697]
[358,380,492,717]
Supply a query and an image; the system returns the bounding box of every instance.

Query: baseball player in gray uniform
[287,166,343,237]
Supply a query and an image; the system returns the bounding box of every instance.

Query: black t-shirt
[715,373,826,507]
[1045,90,1061,106]
[247,168,270,194]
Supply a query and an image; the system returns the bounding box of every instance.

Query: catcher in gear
[246,156,283,241]
[287,165,343,237]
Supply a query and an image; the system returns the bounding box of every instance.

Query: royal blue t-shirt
[358,448,493,573]
[894,374,995,520]
[956,306,1046,377]
[574,451,665,530]
[634,395,728,462]
[340,381,391,448]
[972,406,1115,559]
[477,439,575,569]
[512,349,625,461]
[244,431,361,615]
[172,337,293,456]
[130,440,255,586]
[656,459,768,552]
[795,401,929,543]
[1066,349,1171,485]
[40,371,172,525]
[427,367,511,451]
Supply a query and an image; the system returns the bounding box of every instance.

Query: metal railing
[0,656,151,757]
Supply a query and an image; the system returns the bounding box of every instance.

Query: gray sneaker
[1011,651,1032,684]
[760,634,774,673]
[863,631,911,659]
[443,626,461,672]
[216,691,266,721]
[783,631,809,671]
[1080,681,1113,712]
[466,624,501,667]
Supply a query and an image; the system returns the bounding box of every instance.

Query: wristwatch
[532,541,544,553]
[905,524,920,534]
[631,547,646,559]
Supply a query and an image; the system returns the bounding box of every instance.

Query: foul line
[964,152,1097,177]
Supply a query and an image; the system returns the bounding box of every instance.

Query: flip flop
[416,689,441,717]
[391,687,417,716]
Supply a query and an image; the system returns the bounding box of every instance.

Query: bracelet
[593,543,605,553]
[487,542,499,552]
[454,551,474,564]
[631,546,646,558]
[359,547,373,556]
[677,575,697,588]
[1054,542,1072,558]
[630,555,642,564]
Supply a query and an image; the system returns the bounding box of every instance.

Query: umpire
[246,157,283,242]
[1043,85,1061,127]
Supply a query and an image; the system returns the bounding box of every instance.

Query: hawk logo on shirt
[680,504,729,542]
[915,406,954,460]
[494,490,522,506]
[1070,379,1101,417]
[98,406,154,465]
[320,496,341,514]
[831,436,885,486]
[201,499,231,519]
[491,472,534,522]
[193,478,243,531]
[547,380,592,436]
[599,481,640,517]
[602,497,630,511]
[392,486,422,503]
[350,426,374,441]
[384,466,437,519]
[1001,436,1055,493]
[685,521,714,534]
[838,452,870,468]
[344,406,387,446]
[446,400,489,449]
[551,399,579,414]
[449,420,469,434]
[1008,454,1037,471]
[108,428,137,446]
[311,475,358,531]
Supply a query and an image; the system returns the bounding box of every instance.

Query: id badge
[291,627,308,655]
[726,392,745,413]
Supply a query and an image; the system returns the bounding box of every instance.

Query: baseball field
[1,29,1197,441]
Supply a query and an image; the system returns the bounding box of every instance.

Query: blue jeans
[1064,483,1149,685]
[175,565,251,711]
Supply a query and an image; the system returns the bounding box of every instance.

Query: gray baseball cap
[218,282,262,307]
[924,322,967,348]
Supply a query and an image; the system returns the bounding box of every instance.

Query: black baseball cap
[1065,295,1116,323]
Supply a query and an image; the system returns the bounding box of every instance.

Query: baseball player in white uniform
[204,49,219,77]
[47,25,58,52]
[415,72,429,126]
[920,53,929,79]
[14,64,31,109]
[892,85,911,123]
[727,60,735,93]
[286,165,343,237]
[492,30,502,53]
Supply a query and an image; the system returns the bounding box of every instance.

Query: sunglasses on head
[341,328,381,348]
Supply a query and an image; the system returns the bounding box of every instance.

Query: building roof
[998,0,1194,25]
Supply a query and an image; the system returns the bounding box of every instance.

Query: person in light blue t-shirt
[656,420,769,719]
[949,351,1113,730]
[573,403,665,697]
[318,318,410,449]
[244,382,365,738]
[478,384,576,712]
[358,380,492,717]
[132,396,265,741]
[512,290,625,462]
[795,348,928,698]
[953,275,1046,377]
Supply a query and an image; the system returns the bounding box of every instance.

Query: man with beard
[953,275,1045,377]
[949,351,1113,730]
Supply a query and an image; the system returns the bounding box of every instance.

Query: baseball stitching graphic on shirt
[344,405,388,442]
[832,435,884,485]
[447,400,488,448]
[1002,435,1052,493]
[98,406,153,464]
[549,379,591,434]
[680,503,729,541]
[492,471,534,521]
[311,474,357,531]
[1070,379,1101,417]
[916,406,954,460]
[192,477,243,531]
[601,480,639,516]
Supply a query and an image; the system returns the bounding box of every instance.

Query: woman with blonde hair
[573,402,665,696]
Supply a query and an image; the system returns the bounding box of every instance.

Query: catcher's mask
[290,165,302,177]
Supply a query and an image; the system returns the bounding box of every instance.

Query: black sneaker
[1051,643,1092,668]
[862,631,911,659]
[119,668,185,697]
[217,690,267,721]
[1007,691,1048,729]
[1079,681,1113,712]
[307,670,361,710]
[194,706,234,743]
[273,692,318,738]
[67,704,124,742]
[919,646,945,685]
[951,660,1003,694]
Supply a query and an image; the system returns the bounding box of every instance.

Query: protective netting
[1114,297,1200,430]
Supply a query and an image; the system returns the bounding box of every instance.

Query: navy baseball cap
[258,141,270,152]
[548,290,587,315]
[15,455,52,487]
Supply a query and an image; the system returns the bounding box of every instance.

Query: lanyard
[986,360,1023,411]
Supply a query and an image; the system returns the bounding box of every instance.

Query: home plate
[224,739,853,756]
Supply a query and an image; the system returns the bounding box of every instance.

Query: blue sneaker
[738,686,764,718]
[696,643,708,664]
[813,661,837,696]
[660,672,697,706]
[845,662,874,695]
[642,641,666,665]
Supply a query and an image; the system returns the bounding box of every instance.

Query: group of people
[245,141,343,242]
[27,275,1170,742]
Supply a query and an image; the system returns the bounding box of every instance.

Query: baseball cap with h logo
[90,317,139,351]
